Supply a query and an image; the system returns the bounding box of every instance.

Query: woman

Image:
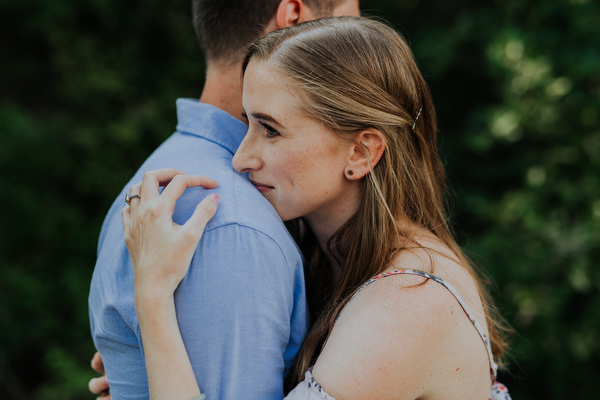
[122,17,511,400]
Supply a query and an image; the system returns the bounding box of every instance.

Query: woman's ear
[345,129,385,180]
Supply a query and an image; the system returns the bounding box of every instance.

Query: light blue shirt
[89,99,309,400]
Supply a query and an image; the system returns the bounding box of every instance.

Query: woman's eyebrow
[250,112,283,127]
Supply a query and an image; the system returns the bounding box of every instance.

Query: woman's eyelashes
[259,121,280,138]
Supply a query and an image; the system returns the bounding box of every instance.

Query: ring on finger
[125,194,141,206]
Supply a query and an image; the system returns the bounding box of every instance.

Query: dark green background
[1,0,599,398]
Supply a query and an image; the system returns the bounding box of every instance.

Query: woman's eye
[260,121,280,138]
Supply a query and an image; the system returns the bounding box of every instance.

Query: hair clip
[412,106,423,131]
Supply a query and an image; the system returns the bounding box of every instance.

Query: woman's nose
[233,133,261,173]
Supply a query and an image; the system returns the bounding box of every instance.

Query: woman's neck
[312,215,435,285]
[305,185,361,250]
[304,212,353,285]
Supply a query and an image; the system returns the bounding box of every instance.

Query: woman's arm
[123,169,219,400]
[135,292,201,400]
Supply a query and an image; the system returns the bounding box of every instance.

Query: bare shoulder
[311,252,491,399]
[393,233,487,330]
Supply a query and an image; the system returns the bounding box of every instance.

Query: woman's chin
[276,211,294,222]
[272,207,296,222]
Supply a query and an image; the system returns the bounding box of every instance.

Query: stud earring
[347,170,354,176]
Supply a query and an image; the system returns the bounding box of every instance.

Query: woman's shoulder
[311,244,491,399]
[389,233,487,327]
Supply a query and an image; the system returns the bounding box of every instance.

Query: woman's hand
[121,169,218,400]
[122,168,220,304]
[88,351,111,399]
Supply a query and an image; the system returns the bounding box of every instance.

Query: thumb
[186,194,220,238]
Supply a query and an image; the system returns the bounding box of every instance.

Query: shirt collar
[175,98,248,154]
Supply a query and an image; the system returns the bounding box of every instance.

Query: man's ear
[345,130,386,180]
[263,0,315,33]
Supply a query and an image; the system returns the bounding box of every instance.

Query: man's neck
[199,62,246,123]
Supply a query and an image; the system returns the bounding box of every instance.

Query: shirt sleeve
[154,223,308,400]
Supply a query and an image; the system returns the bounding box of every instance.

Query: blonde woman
[121,17,511,400]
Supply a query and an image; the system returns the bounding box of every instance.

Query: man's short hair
[192,0,340,64]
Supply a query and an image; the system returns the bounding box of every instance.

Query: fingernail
[210,194,220,205]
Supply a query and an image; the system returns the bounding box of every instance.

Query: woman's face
[233,60,358,226]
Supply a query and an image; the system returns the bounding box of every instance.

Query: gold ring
[125,194,140,205]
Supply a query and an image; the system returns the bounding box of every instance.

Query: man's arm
[170,223,307,400]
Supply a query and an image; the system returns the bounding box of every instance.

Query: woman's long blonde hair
[242,17,510,387]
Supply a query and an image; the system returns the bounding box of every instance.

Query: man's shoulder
[176,171,301,267]
[96,129,300,271]
[145,133,296,253]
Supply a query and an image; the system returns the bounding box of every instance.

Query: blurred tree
[1,0,598,399]
[361,0,600,398]
[0,0,204,398]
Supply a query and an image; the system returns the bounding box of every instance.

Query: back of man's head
[192,0,343,65]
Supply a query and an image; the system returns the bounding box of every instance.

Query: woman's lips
[250,180,274,193]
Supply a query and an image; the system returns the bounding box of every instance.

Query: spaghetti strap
[340,269,499,379]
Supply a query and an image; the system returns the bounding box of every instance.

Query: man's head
[192,0,360,66]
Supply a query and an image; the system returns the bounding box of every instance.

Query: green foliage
[1,0,598,398]
[0,0,203,398]
[362,0,600,397]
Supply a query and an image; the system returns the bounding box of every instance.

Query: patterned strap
[340,269,498,379]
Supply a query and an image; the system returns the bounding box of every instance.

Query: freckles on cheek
[283,153,309,182]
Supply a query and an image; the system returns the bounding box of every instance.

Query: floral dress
[285,269,512,400]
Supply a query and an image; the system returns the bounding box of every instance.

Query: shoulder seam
[203,222,299,277]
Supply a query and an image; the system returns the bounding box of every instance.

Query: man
[88,1,360,399]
